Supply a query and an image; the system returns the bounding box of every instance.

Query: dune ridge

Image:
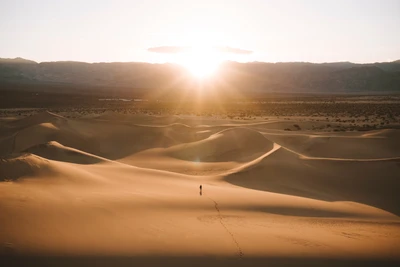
[23,141,107,164]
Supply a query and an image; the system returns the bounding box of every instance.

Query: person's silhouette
[199,185,202,196]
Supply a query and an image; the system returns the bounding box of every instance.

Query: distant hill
[0,57,37,64]
[0,58,399,95]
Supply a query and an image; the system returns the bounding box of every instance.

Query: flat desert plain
[1,111,399,266]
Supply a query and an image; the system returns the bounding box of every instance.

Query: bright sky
[1,0,400,63]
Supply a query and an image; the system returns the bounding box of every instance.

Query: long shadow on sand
[1,255,399,267]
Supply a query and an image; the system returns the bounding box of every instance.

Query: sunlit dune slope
[1,151,399,258]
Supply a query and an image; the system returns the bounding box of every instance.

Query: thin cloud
[147,46,189,54]
[216,46,253,55]
[147,45,253,55]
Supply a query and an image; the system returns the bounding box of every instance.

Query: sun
[184,56,219,78]
[177,46,221,79]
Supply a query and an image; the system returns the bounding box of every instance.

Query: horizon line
[0,57,399,65]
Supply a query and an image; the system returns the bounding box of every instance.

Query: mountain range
[1,57,399,96]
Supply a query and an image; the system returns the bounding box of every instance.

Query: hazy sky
[1,0,399,63]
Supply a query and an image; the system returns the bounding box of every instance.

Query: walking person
[199,184,202,196]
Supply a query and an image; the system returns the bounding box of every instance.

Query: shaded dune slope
[0,153,54,181]
[224,147,400,216]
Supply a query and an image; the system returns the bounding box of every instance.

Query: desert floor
[1,111,399,266]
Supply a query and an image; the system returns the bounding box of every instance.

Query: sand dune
[6,111,67,130]
[2,112,213,160]
[0,153,53,181]
[165,127,274,162]
[119,127,276,175]
[225,146,400,216]
[0,112,399,266]
[24,141,106,164]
